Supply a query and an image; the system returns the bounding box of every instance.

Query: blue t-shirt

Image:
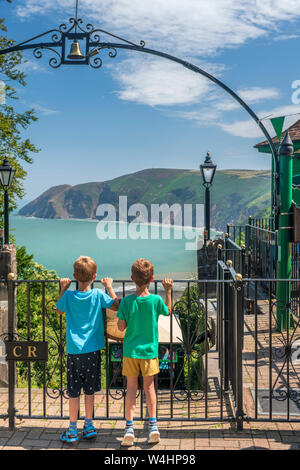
[56,288,114,354]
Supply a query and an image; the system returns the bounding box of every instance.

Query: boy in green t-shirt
[117,258,173,447]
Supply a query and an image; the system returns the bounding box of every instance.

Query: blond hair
[73,256,97,283]
[131,258,154,287]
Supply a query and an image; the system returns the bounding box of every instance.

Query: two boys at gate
[56,256,173,445]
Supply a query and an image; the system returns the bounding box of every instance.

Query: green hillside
[18,168,271,231]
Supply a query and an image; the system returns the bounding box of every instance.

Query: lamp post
[200,152,217,243]
[0,156,16,245]
[276,132,293,331]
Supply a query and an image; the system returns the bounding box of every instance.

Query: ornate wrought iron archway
[0,9,280,227]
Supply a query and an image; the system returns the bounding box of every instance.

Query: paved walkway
[0,417,300,450]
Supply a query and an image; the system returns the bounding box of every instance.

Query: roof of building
[254,118,300,149]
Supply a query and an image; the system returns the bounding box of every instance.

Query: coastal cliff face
[18,168,271,230]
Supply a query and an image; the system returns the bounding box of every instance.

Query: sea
[11,215,219,289]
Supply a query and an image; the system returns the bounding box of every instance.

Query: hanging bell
[67,40,84,60]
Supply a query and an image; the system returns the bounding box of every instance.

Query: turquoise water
[11,216,206,279]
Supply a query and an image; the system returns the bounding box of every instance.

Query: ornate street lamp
[200,152,217,242]
[0,156,16,245]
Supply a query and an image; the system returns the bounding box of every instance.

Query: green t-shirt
[117,294,169,359]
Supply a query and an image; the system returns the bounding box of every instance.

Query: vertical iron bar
[187,281,191,420]
[7,278,15,429]
[204,283,208,419]
[59,313,63,417]
[170,286,174,419]
[42,283,46,417]
[105,323,109,418]
[154,281,158,419]
[27,283,31,417]
[122,281,126,419]
[269,281,272,421]
[286,281,290,421]
[254,282,258,419]
[235,279,244,431]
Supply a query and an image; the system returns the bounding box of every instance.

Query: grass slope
[19,168,271,230]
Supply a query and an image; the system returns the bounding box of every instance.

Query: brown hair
[73,256,97,283]
[131,258,154,287]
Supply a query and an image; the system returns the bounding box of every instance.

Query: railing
[222,235,246,276]
[0,277,236,428]
[245,224,277,280]
[217,261,244,429]
[249,216,275,231]
[2,272,300,430]
[241,277,300,422]
[226,224,245,247]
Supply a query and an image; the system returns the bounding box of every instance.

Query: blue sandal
[82,424,97,440]
[60,429,79,444]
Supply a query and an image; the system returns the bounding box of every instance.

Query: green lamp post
[276,132,293,331]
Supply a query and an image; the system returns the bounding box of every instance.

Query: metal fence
[217,261,243,429]
[226,218,277,281]
[241,277,300,423]
[0,277,236,429]
[1,272,300,430]
[222,236,246,276]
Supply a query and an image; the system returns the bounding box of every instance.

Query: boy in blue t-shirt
[56,255,119,443]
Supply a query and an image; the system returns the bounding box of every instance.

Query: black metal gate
[3,270,299,430]
[0,276,243,430]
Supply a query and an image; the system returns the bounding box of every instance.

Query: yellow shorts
[122,357,159,377]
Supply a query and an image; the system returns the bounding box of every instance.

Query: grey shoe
[121,427,135,447]
[148,424,160,444]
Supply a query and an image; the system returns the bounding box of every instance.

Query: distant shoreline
[13,215,221,234]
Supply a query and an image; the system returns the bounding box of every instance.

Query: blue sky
[2,0,300,204]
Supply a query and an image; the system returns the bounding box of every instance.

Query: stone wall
[197,238,224,297]
[0,245,17,386]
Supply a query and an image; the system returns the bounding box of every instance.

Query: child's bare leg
[125,377,138,421]
[69,397,80,422]
[84,394,94,420]
[143,376,156,418]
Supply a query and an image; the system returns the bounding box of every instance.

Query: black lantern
[0,156,16,188]
[0,156,16,245]
[200,152,217,243]
[200,152,217,186]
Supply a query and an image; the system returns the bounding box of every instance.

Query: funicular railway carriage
[105,308,185,390]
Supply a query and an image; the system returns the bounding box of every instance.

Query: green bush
[175,284,205,390]
[16,245,65,390]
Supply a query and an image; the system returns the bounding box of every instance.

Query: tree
[0,17,39,230]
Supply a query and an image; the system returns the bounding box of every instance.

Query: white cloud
[273,34,300,41]
[20,99,57,115]
[216,87,280,111]
[15,1,300,109]
[219,105,300,138]
[111,57,218,107]
[18,60,49,74]
[31,103,57,115]
[239,87,280,103]
[170,108,222,126]
[16,1,300,54]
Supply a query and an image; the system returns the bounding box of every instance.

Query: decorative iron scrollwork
[270,297,300,405]
[171,297,207,402]
[5,16,145,70]
[44,300,69,399]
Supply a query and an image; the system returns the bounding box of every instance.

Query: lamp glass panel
[202,167,214,183]
[0,168,15,188]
